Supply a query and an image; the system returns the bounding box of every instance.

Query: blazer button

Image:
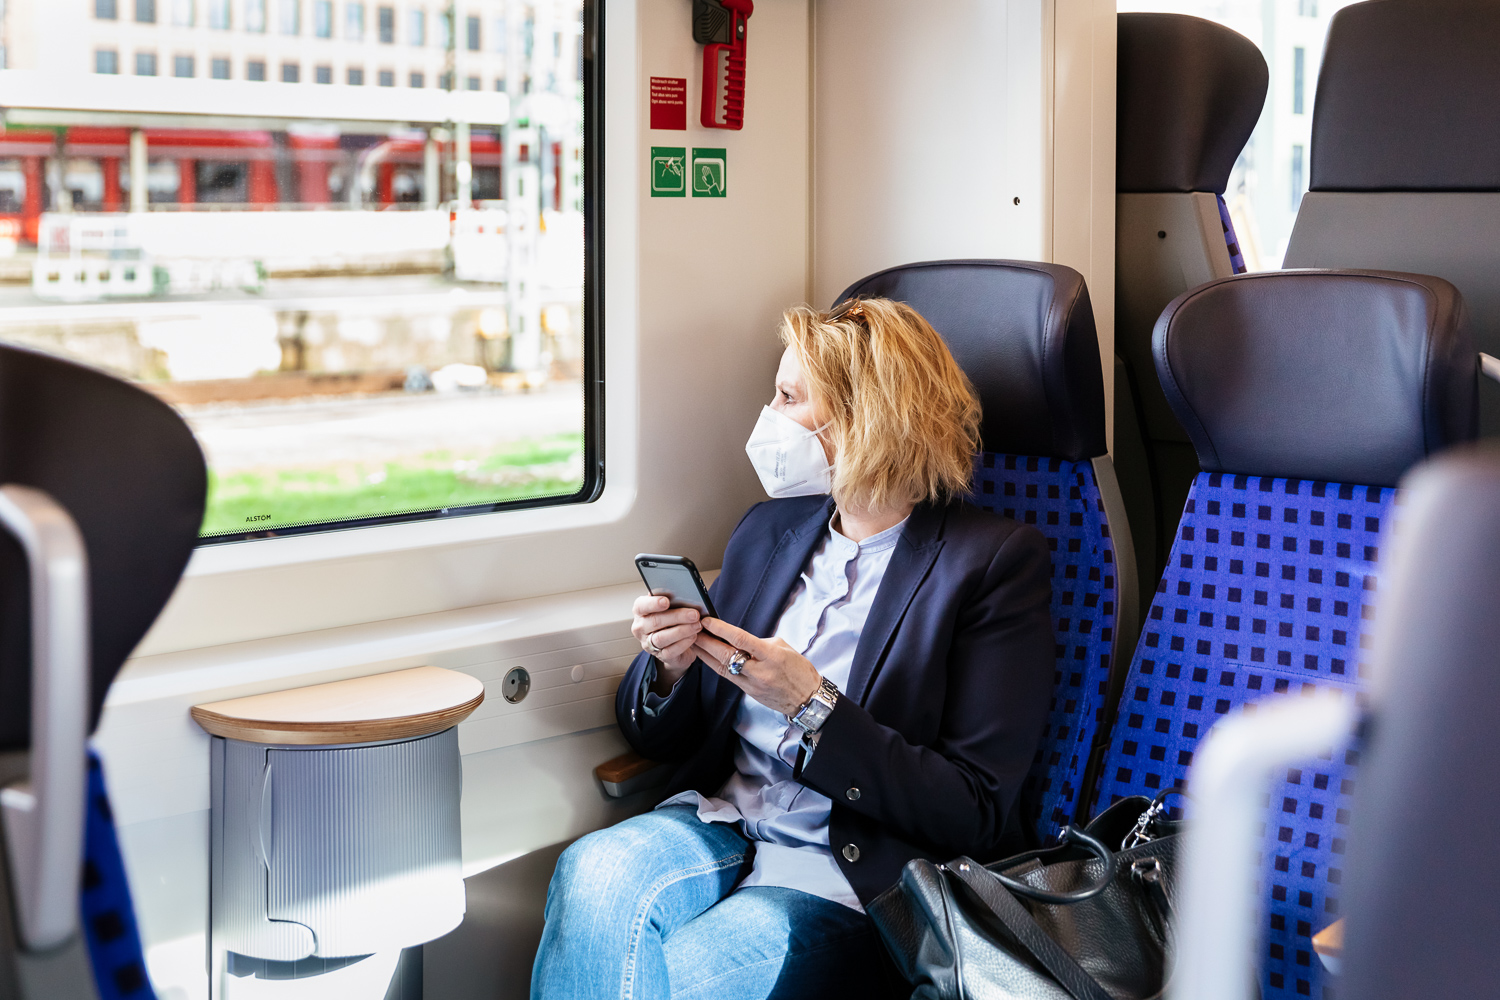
[842,843,860,862]
[845,787,861,801]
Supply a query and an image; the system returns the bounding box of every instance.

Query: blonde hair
[780,297,980,511]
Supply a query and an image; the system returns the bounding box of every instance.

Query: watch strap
[791,676,839,735]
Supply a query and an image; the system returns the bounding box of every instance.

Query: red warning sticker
[650,77,688,131]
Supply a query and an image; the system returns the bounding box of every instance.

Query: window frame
[201,0,603,545]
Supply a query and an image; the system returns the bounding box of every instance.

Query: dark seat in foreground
[1340,447,1500,1000]
[0,345,206,998]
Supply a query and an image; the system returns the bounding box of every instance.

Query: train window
[1118,0,1358,268]
[1,0,598,542]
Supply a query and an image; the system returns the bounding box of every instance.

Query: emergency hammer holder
[693,0,754,130]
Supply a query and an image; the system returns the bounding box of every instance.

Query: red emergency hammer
[696,0,754,130]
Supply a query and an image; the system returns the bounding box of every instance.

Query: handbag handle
[945,856,1115,1000]
[989,825,1119,904]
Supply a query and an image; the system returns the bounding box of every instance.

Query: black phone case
[635,553,718,618]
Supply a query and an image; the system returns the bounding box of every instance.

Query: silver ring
[646,633,662,655]
[726,649,750,675]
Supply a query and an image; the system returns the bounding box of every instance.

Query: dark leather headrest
[1154,270,1477,486]
[836,260,1106,462]
[1117,12,1268,194]
[0,346,206,749]
[1312,0,1500,191]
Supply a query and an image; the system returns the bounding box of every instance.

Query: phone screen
[636,557,716,618]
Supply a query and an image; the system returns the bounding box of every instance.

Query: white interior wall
[811,0,1116,441]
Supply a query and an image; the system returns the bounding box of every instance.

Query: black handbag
[868,790,1181,1000]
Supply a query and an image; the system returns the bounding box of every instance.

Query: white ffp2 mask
[744,406,833,498]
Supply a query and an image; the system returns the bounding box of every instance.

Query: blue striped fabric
[970,453,1117,845]
[1095,472,1394,1000]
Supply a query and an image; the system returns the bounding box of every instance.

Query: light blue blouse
[650,514,908,912]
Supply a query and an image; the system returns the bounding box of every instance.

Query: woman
[532,298,1055,999]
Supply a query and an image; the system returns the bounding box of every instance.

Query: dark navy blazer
[615,494,1055,906]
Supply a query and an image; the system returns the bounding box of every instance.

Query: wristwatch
[790,676,839,743]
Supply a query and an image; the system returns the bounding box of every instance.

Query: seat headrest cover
[1117,12,1268,194]
[1312,0,1500,191]
[1153,270,1477,487]
[0,346,207,749]
[837,260,1106,462]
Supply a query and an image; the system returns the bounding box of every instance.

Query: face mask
[744,406,833,498]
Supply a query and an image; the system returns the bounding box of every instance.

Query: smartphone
[635,554,718,619]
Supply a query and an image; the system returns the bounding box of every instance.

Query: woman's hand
[694,618,822,717]
[631,596,703,694]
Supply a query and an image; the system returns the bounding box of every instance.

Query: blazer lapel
[705,498,834,733]
[845,502,947,705]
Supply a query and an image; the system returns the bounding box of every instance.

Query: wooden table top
[190,666,485,746]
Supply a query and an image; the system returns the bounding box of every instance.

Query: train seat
[0,346,207,998]
[1337,448,1500,1000]
[836,260,1138,844]
[1283,0,1500,435]
[1114,12,1269,613]
[1091,269,1476,1000]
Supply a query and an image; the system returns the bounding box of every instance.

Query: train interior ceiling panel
[0,0,1490,998]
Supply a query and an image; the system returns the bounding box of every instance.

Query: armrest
[595,751,670,798]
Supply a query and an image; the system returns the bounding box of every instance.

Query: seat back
[1284,0,1500,435]
[1092,270,1476,1000]
[1340,449,1500,1000]
[0,345,207,998]
[1114,12,1268,611]
[837,260,1136,843]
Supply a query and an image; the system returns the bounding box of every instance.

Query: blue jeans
[531,805,896,1000]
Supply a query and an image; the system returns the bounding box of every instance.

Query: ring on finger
[646,632,662,655]
[726,649,750,675]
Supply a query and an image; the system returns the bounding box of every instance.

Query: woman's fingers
[633,607,701,641]
[646,622,701,651]
[700,618,769,657]
[632,595,671,617]
[692,630,740,666]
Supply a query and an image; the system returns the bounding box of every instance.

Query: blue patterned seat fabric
[971,452,1117,846]
[82,751,157,1000]
[1095,471,1394,1000]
